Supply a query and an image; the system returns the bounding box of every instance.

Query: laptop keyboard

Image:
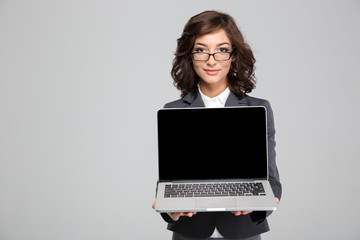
[164,182,266,198]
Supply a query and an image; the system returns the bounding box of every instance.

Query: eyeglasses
[191,51,234,61]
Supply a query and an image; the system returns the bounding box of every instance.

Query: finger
[152,200,156,209]
[176,212,184,218]
[240,211,253,215]
[171,212,184,221]
[172,213,181,221]
[168,211,197,221]
[232,211,241,216]
[275,197,280,204]
[185,212,193,217]
[185,212,197,217]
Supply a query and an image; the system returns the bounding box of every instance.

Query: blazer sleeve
[250,100,282,223]
[264,100,282,200]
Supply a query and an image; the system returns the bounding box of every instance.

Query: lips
[204,69,220,75]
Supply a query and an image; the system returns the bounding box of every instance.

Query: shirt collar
[198,86,230,107]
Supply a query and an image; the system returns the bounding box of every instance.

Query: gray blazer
[159,88,282,239]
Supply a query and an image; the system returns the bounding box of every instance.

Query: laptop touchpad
[196,198,236,208]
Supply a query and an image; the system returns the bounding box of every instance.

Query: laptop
[154,106,277,212]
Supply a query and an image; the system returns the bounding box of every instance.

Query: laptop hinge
[169,179,264,183]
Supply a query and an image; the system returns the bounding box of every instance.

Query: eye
[194,48,206,53]
[219,48,229,53]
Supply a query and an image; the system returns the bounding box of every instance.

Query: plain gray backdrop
[1,0,359,239]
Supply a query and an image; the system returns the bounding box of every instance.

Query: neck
[199,81,228,98]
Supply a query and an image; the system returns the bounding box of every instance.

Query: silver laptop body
[155,106,277,212]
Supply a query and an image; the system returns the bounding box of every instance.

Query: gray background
[0,0,359,239]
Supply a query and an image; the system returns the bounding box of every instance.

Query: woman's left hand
[231,197,279,216]
[231,210,253,216]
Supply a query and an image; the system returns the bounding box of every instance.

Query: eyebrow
[194,42,231,47]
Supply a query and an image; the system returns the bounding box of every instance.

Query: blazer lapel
[225,91,249,106]
[183,89,205,107]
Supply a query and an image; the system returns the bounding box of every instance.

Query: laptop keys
[164,183,266,198]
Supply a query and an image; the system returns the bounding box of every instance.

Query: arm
[249,100,282,222]
[265,100,282,200]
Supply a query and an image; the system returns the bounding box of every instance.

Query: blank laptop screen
[157,107,268,181]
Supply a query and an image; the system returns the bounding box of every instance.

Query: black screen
[157,107,268,181]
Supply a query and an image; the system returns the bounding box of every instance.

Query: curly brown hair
[171,10,256,98]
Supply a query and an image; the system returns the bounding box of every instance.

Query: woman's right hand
[152,200,197,221]
[167,211,197,221]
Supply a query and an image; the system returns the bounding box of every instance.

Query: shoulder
[243,96,275,124]
[163,98,186,108]
[163,89,201,108]
[244,95,271,108]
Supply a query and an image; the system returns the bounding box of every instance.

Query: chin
[201,77,226,86]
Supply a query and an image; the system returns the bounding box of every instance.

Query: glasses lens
[192,52,232,61]
[214,52,231,61]
[193,53,209,61]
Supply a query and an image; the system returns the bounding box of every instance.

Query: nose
[206,54,216,65]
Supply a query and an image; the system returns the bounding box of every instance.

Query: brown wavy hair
[171,10,256,98]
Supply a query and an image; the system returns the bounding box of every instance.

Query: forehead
[194,29,231,45]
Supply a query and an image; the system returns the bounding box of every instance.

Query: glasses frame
[190,51,234,62]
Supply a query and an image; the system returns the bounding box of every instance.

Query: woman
[153,10,282,240]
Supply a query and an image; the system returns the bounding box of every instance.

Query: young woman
[153,10,282,240]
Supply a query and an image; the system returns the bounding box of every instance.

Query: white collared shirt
[198,86,230,238]
[198,87,230,108]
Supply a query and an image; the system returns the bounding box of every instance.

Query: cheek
[192,62,203,75]
[222,62,232,74]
